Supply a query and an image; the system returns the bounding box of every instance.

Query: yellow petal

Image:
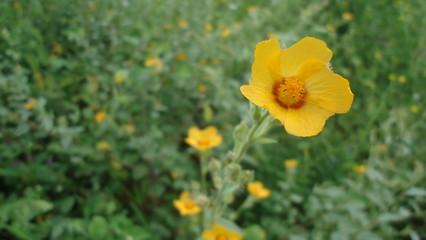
[282,103,334,137]
[251,37,281,89]
[280,37,332,77]
[240,85,287,120]
[304,66,354,113]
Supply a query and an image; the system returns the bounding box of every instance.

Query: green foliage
[0,0,425,239]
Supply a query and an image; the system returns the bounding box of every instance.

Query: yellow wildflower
[198,84,207,92]
[398,75,407,83]
[13,2,21,9]
[185,126,222,151]
[173,191,201,216]
[205,23,213,32]
[95,110,106,123]
[247,6,256,12]
[342,12,354,21]
[233,22,241,28]
[25,99,36,110]
[353,165,366,174]
[123,124,136,134]
[176,52,187,61]
[178,20,188,29]
[220,29,232,37]
[53,43,63,55]
[284,158,298,168]
[163,23,173,30]
[247,181,270,199]
[145,57,163,73]
[202,224,243,240]
[34,71,44,89]
[212,58,221,65]
[388,73,397,81]
[96,141,112,151]
[326,24,335,31]
[411,104,420,113]
[114,76,124,84]
[240,37,354,137]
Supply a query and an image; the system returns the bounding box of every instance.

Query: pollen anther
[272,77,306,109]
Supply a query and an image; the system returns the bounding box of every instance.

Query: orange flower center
[184,201,196,209]
[215,235,229,240]
[272,77,306,109]
[197,138,210,147]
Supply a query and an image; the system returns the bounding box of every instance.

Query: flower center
[272,77,306,109]
[184,201,196,209]
[215,235,229,240]
[197,138,210,147]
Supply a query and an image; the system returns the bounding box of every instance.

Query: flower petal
[282,103,334,137]
[240,85,287,120]
[280,37,332,77]
[304,66,354,113]
[251,37,282,89]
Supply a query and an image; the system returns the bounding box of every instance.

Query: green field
[0,0,425,239]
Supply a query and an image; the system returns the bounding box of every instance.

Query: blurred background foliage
[0,0,425,239]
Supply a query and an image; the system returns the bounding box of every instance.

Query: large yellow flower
[185,126,223,151]
[240,37,354,137]
[173,191,202,216]
[202,224,243,240]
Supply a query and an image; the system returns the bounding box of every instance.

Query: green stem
[233,111,270,163]
[200,151,209,193]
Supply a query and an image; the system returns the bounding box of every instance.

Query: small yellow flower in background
[240,37,354,137]
[374,50,383,60]
[398,75,407,83]
[178,19,188,29]
[342,12,354,21]
[220,29,232,37]
[163,23,173,30]
[34,71,45,89]
[53,43,63,55]
[377,144,388,152]
[410,104,420,113]
[96,141,112,151]
[145,57,163,73]
[353,165,367,174]
[176,52,187,61]
[170,171,178,179]
[202,224,243,240]
[123,123,136,134]
[13,2,21,9]
[284,158,298,168]
[388,73,397,81]
[247,181,270,199]
[205,23,213,32]
[25,99,36,110]
[233,22,241,28]
[198,84,207,92]
[106,9,113,15]
[247,6,256,12]
[173,191,201,216]
[185,126,223,151]
[212,58,221,65]
[114,70,128,84]
[114,76,124,83]
[95,110,106,123]
[326,24,335,31]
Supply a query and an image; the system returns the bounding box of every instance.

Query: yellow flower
[202,224,243,240]
[96,141,112,151]
[185,126,223,151]
[13,2,21,9]
[398,75,407,83]
[212,58,221,65]
[388,73,397,81]
[326,24,335,31]
[145,57,163,73]
[342,12,354,21]
[176,52,187,61]
[284,158,298,168]
[205,23,213,31]
[95,110,106,123]
[411,104,420,113]
[114,76,124,84]
[173,191,201,216]
[53,43,63,55]
[25,99,36,110]
[123,124,136,134]
[178,20,188,29]
[240,37,354,137]
[220,29,232,37]
[163,23,173,30]
[353,165,366,174]
[198,84,207,92]
[247,6,256,12]
[247,181,270,199]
